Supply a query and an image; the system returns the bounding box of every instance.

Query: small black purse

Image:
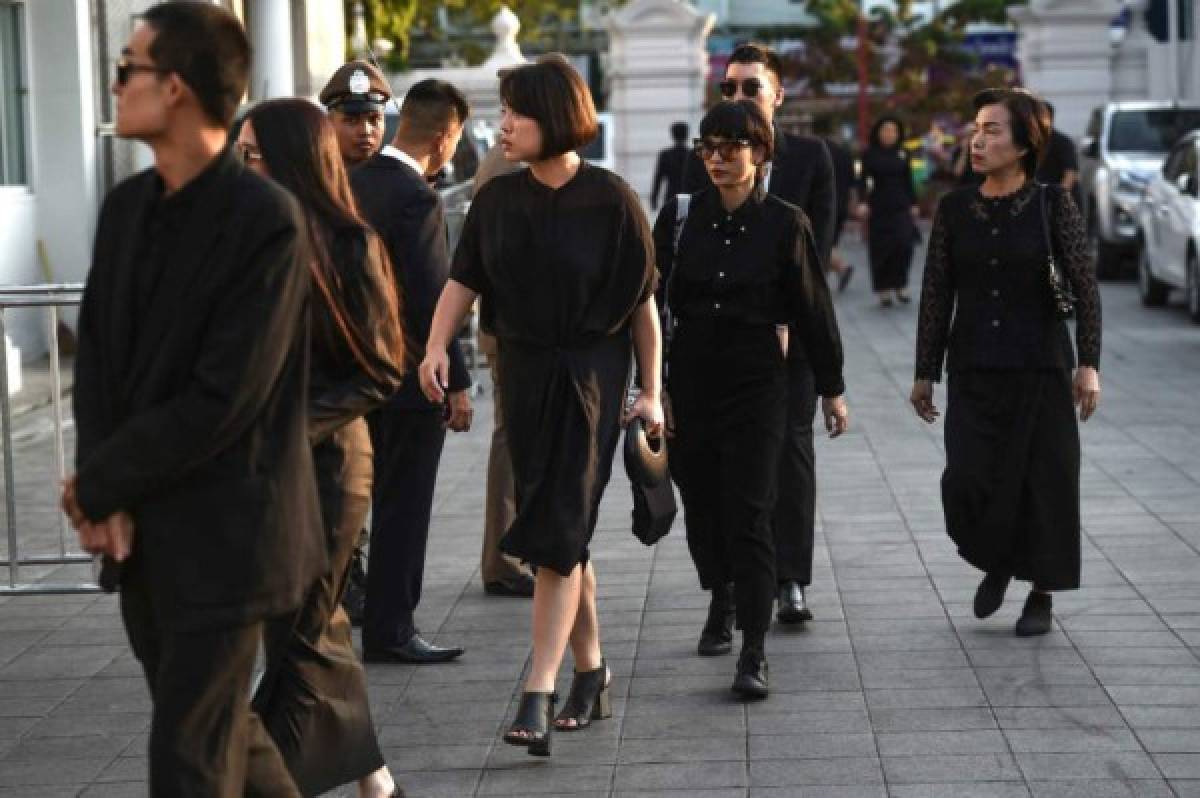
[1040,185,1078,321]
[624,416,676,546]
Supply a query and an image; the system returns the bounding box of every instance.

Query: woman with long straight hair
[912,88,1101,637]
[420,54,663,757]
[236,98,405,798]
[858,115,921,307]
[657,100,848,698]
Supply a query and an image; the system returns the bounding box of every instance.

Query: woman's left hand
[624,393,665,439]
[822,395,850,438]
[1074,366,1100,422]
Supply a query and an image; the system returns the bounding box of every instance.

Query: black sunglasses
[115,57,169,87]
[694,137,752,161]
[718,77,767,99]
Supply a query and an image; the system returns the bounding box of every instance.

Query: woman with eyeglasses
[857,115,921,307]
[236,99,405,798]
[420,55,662,757]
[656,100,848,699]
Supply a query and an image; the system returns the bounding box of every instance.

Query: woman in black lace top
[912,88,1101,637]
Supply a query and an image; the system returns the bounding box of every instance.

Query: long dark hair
[244,98,405,381]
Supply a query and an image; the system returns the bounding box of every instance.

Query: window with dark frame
[0,1,29,186]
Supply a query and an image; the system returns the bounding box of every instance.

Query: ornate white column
[608,0,714,200]
[248,0,294,99]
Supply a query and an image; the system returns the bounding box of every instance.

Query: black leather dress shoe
[697,587,735,657]
[484,573,536,597]
[776,581,813,624]
[731,649,769,699]
[363,634,464,664]
[973,572,1011,619]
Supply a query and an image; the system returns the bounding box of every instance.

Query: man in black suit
[651,122,691,210]
[350,79,474,664]
[681,43,838,642]
[63,5,322,794]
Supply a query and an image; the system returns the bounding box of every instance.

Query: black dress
[657,187,845,635]
[915,182,1102,590]
[450,162,656,576]
[861,145,919,292]
[253,227,403,795]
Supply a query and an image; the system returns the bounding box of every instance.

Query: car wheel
[1138,243,1170,307]
[1188,252,1200,323]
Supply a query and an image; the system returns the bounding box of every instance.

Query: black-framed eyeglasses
[236,142,263,165]
[115,56,169,87]
[718,77,766,99]
[694,137,752,161]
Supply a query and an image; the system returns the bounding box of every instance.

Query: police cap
[319,60,391,115]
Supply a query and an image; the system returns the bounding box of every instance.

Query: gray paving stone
[887,785,1031,798]
[750,733,877,761]
[875,730,1009,757]
[1025,781,1175,797]
[1013,751,1162,781]
[881,754,1023,783]
[748,758,884,787]
[612,761,746,791]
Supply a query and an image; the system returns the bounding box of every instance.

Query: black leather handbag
[624,416,676,546]
[1040,185,1078,321]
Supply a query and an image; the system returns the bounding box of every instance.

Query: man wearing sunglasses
[682,43,839,630]
[63,3,323,794]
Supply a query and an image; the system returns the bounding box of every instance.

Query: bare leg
[507,565,582,741]
[557,561,605,729]
[357,766,395,798]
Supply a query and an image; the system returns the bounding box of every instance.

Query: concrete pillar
[1010,0,1118,136]
[248,0,294,100]
[607,0,714,200]
[294,0,347,98]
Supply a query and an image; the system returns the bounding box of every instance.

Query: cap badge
[349,69,371,95]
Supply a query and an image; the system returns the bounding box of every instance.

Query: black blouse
[653,186,845,397]
[915,181,1102,381]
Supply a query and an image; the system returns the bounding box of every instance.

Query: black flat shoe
[697,585,735,657]
[973,572,1011,619]
[555,659,612,731]
[362,634,464,664]
[776,581,813,624]
[484,574,535,597]
[1015,591,1054,637]
[731,648,769,699]
[504,691,555,756]
[837,265,855,293]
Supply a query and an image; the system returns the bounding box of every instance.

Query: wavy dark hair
[699,100,775,178]
[973,87,1049,178]
[243,98,405,381]
[868,115,906,151]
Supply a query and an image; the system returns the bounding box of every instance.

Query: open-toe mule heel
[503,691,555,756]
[555,659,612,731]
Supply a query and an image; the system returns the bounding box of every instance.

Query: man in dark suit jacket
[350,79,474,664]
[651,122,691,209]
[63,6,321,794]
[680,43,839,634]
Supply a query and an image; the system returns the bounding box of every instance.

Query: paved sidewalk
[2,240,1200,797]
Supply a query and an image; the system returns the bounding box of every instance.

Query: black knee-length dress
[450,162,656,576]
[915,182,1102,590]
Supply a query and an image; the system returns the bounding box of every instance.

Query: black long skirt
[942,369,1081,591]
[867,211,916,292]
[253,419,385,795]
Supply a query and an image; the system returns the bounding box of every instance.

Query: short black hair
[728,43,783,87]
[973,87,1049,178]
[400,79,470,139]
[869,115,906,149]
[140,2,250,128]
[699,100,775,163]
[499,54,598,160]
[670,122,689,143]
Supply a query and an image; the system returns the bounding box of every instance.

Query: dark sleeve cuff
[74,468,117,524]
[447,338,472,393]
[815,373,846,399]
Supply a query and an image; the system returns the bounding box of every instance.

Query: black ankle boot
[697,584,735,657]
[1015,591,1053,637]
[731,635,769,699]
[973,572,1011,619]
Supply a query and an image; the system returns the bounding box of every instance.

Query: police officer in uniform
[320,60,391,169]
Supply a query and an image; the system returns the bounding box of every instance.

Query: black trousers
[773,355,818,587]
[669,322,787,636]
[119,564,300,797]
[364,407,447,648]
[254,425,385,795]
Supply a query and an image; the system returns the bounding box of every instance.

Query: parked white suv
[1080,102,1200,278]
[1134,130,1200,322]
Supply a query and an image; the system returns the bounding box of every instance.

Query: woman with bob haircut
[236,98,405,798]
[858,115,921,307]
[656,99,848,699]
[912,87,1101,637]
[420,54,663,756]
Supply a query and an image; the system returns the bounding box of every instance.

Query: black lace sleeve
[914,196,955,381]
[1051,187,1102,369]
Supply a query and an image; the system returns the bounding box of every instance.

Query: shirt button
[724,240,731,245]
[991,228,999,236]
[992,289,999,297]
[990,258,998,265]
[719,272,726,278]
[714,302,721,310]
[992,319,1000,327]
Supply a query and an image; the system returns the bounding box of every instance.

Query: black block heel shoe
[503,691,556,756]
[555,659,612,731]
